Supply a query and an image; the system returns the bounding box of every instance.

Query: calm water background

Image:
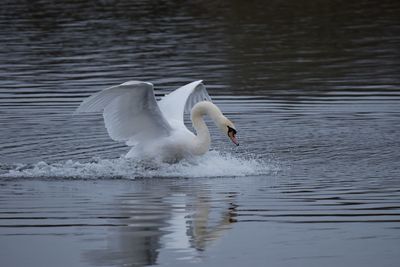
[1,0,400,266]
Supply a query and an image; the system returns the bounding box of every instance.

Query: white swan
[76,80,238,162]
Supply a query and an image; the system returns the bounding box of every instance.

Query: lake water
[1,0,400,266]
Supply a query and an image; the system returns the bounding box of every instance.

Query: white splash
[2,151,277,179]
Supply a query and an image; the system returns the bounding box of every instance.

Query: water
[1,0,400,266]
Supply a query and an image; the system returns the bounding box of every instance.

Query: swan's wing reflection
[83,195,170,266]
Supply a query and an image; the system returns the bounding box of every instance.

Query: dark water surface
[1,0,400,266]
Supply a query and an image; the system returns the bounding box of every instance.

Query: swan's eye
[227,126,236,135]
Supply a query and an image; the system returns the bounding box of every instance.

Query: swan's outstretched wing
[158,80,211,125]
[76,81,172,143]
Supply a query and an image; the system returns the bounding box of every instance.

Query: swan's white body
[76,80,238,162]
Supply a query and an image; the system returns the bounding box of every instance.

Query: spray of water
[1,151,278,180]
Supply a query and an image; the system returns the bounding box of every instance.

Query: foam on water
[1,151,277,180]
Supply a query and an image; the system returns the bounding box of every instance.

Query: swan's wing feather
[76,81,172,142]
[158,80,211,124]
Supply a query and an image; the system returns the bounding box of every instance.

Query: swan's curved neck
[190,101,223,155]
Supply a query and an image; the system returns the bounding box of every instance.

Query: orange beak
[228,131,239,146]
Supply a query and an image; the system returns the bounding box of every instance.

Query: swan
[76,80,238,162]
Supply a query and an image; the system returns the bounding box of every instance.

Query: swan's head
[219,117,239,146]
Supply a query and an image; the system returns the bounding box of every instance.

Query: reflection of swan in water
[164,193,237,253]
[76,80,239,162]
[84,186,237,266]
